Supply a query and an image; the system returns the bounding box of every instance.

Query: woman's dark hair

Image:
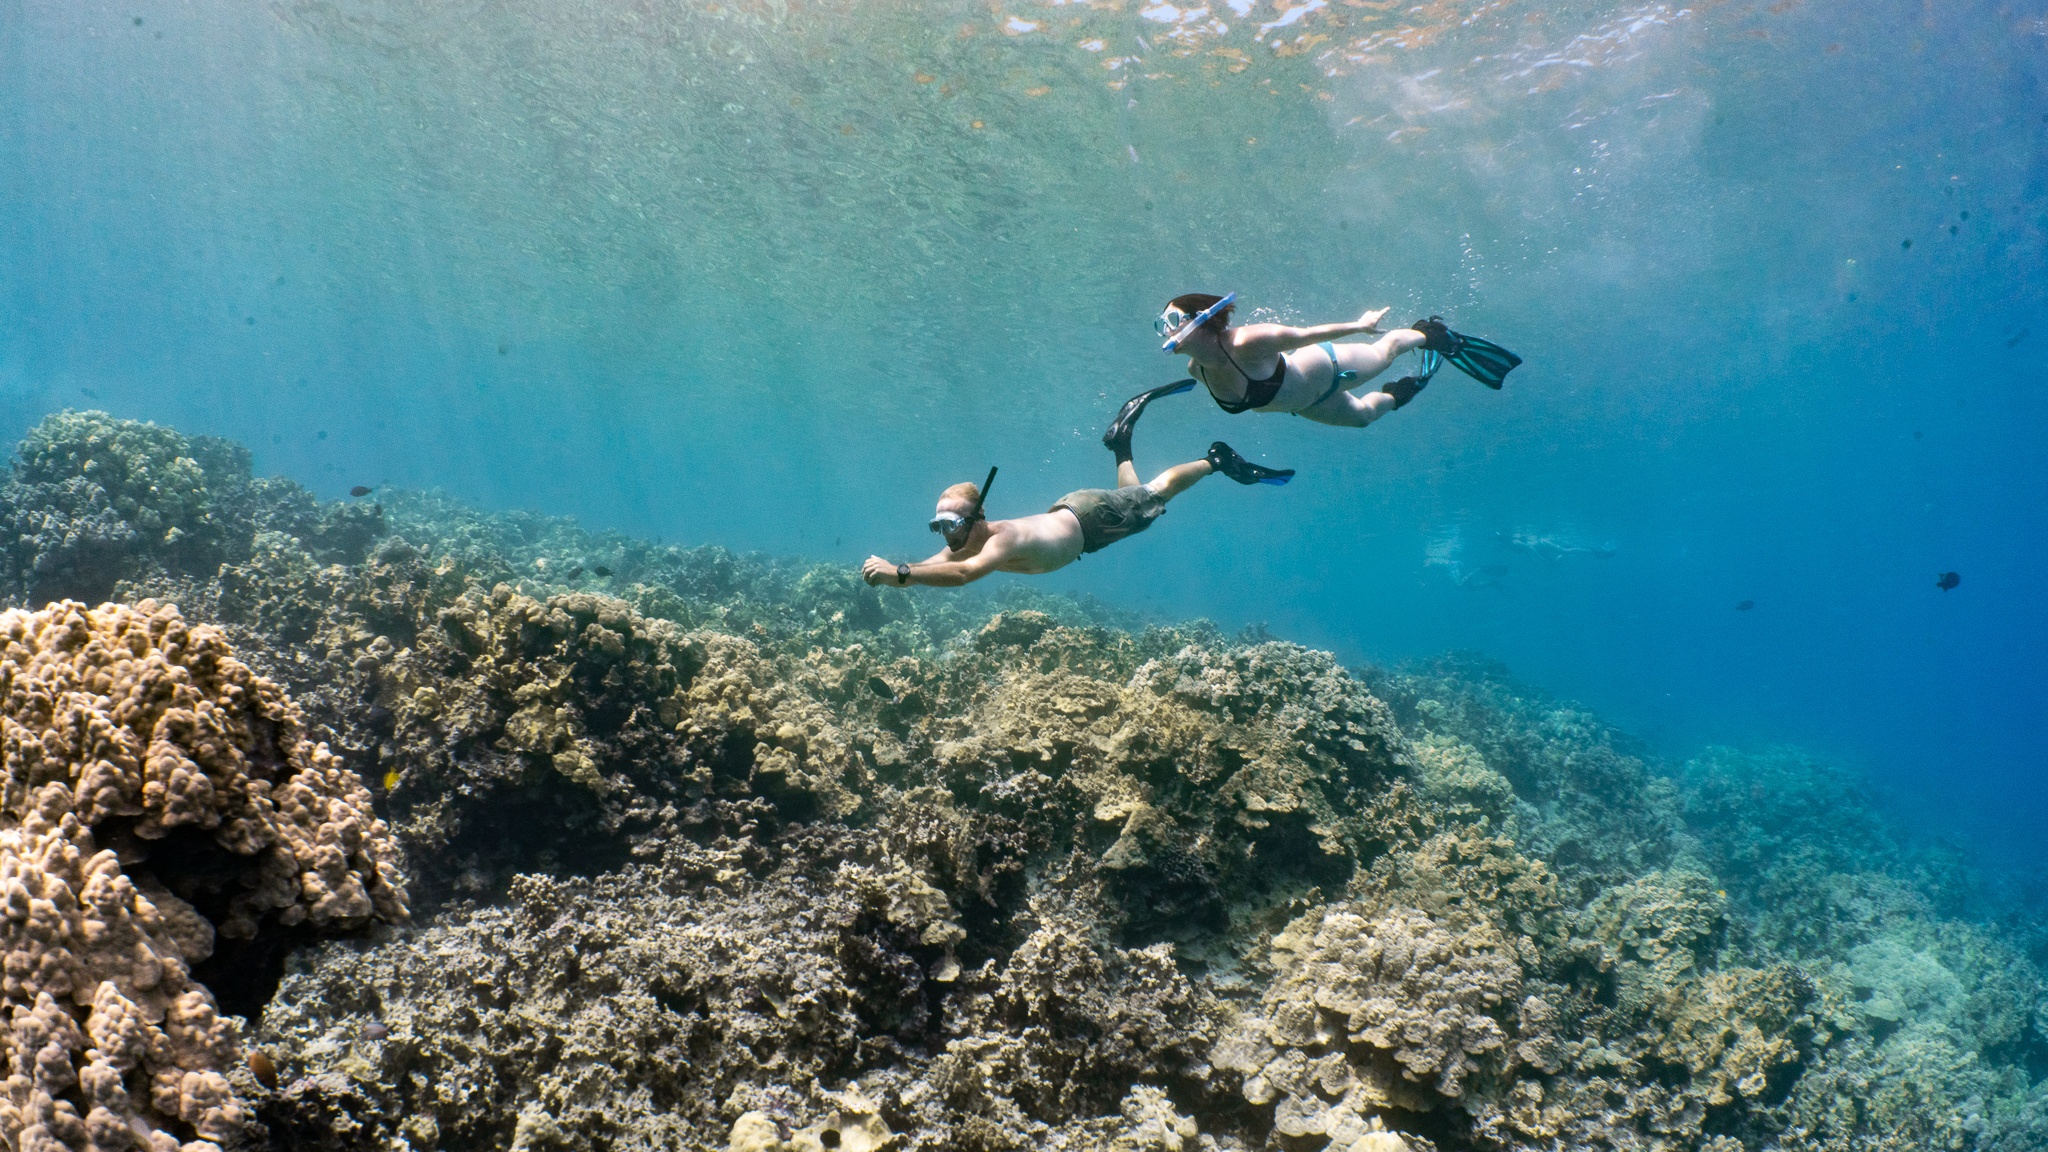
[1167,292,1234,332]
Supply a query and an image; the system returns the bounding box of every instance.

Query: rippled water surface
[3,0,2044,849]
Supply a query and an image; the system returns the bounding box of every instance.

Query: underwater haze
[3,0,2045,854]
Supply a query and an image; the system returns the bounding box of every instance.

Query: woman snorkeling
[1133,292,1521,429]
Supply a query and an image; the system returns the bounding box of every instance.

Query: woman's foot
[1380,350,1443,409]
[1358,306,1391,333]
[1409,315,1462,354]
[1206,442,1294,486]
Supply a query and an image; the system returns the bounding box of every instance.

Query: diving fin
[1380,349,1442,409]
[1104,379,1196,462]
[1410,316,1522,389]
[1207,441,1294,486]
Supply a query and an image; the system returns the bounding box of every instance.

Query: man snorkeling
[861,390,1290,588]
[1139,291,1522,428]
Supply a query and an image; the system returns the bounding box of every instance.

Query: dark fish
[2006,328,2028,349]
[247,1050,277,1089]
[1736,600,1754,611]
[498,342,509,355]
[592,565,613,578]
[867,675,894,700]
[350,485,374,497]
[79,388,98,399]
[1901,238,1912,249]
[363,1022,390,1041]
[565,565,584,580]
[1936,571,1960,591]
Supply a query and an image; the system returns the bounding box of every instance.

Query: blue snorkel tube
[1160,291,1237,353]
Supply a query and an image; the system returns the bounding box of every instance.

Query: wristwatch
[896,563,911,585]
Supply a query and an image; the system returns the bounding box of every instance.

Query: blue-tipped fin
[1104,379,1196,457]
[1207,441,1294,486]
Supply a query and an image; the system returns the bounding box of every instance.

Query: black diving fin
[1410,316,1522,389]
[1103,379,1196,459]
[1206,441,1293,486]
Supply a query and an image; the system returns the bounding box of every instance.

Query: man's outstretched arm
[862,543,1007,587]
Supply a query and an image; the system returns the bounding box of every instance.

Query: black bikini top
[1202,343,1286,414]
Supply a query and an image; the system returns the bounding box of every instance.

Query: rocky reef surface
[0,410,2043,1152]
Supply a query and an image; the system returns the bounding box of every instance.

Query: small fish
[1901,238,1912,249]
[247,1050,278,1089]
[1936,571,1960,591]
[2006,327,2029,349]
[564,564,584,580]
[1735,600,1754,611]
[362,1022,390,1041]
[867,675,895,699]
[382,769,401,790]
[79,388,98,399]
[592,565,613,578]
[350,485,374,497]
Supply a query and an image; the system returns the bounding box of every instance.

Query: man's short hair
[939,481,981,506]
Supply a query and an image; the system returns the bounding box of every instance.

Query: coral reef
[0,411,2041,1152]
[0,412,378,607]
[0,598,406,1150]
[1212,905,1524,1120]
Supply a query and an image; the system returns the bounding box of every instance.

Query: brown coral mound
[1214,904,1525,1134]
[0,600,407,1150]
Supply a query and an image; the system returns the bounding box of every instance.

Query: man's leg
[1143,460,1213,501]
[1117,459,1143,488]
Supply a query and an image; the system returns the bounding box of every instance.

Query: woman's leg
[1144,459,1213,501]
[1295,388,1397,428]
[1329,329,1428,382]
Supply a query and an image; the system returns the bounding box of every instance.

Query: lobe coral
[0,599,407,1150]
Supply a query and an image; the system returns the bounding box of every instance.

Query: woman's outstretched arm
[1233,307,1393,356]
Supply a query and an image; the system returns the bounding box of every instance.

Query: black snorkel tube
[932,465,998,552]
[971,465,997,520]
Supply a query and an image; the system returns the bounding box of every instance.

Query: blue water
[3,1,2044,853]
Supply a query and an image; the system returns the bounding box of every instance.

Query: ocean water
[2,0,2043,861]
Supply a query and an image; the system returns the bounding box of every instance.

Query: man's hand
[862,555,899,586]
[1358,306,1391,333]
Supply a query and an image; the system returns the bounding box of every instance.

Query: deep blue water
[4,1,2044,854]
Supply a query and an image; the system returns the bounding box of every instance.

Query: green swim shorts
[1050,485,1167,554]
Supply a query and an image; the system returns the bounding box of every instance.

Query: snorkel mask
[930,465,999,551]
[1156,291,1237,353]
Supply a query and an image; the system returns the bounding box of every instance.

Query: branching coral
[0,599,406,1150]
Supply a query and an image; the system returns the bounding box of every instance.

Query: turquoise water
[3,1,2043,851]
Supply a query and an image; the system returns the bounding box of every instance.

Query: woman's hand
[1357,307,1391,333]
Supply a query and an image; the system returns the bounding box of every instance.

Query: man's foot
[1207,441,1294,486]
[1103,379,1196,459]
